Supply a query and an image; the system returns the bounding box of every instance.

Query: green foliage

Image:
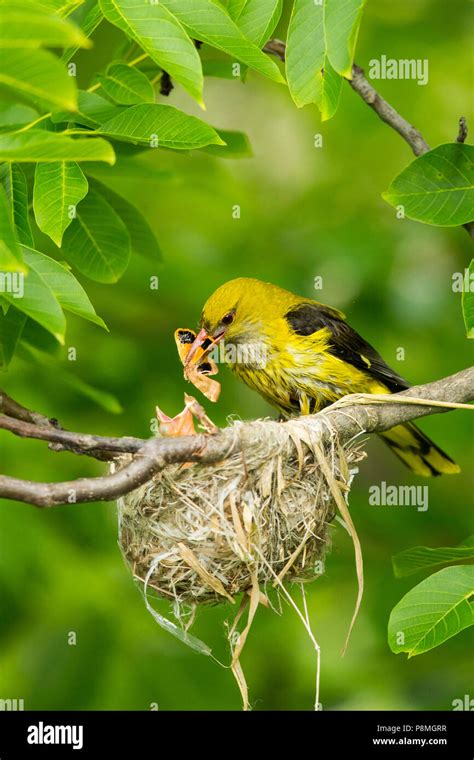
[61,187,131,283]
[383,144,474,227]
[388,566,474,657]
[0,163,34,246]
[62,3,104,64]
[0,2,91,49]
[285,0,344,117]
[0,306,26,368]
[1,0,364,368]
[462,259,474,338]
[0,131,115,162]
[201,129,252,158]
[325,0,366,78]
[392,538,474,578]
[228,0,283,47]
[99,0,204,104]
[286,0,325,109]
[98,103,225,149]
[22,246,106,328]
[0,0,470,400]
[0,48,77,111]
[97,63,155,105]
[159,0,285,84]
[2,250,66,342]
[89,178,161,262]
[33,161,89,246]
[52,90,121,128]
[0,183,25,270]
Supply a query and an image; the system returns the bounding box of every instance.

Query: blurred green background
[1,0,473,710]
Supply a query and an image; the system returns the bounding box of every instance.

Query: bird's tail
[379,422,460,477]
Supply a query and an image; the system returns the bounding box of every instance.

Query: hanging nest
[116,416,365,616]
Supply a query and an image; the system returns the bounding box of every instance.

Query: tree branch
[0,368,472,508]
[0,415,146,460]
[0,389,55,426]
[348,63,430,156]
[263,41,474,238]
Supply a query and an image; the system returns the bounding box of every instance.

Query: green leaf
[88,177,161,261]
[227,0,247,19]
[84,155,172,185]
[31,0,84,15]
[22,246,107,329]
[382,144,474,227]
[200,128,252,158]
[99,0,204,104]
[325,0,366,78]
[62,2,103,64]
[51,90,123,128]
[392,540,474,578]
[61,187,131,283]
[388,565,474,657]
[0,304,26,368]
[0,184,25,271]
[159,0,285,83]
[1,255,66,342]
[98,103,224,150]
[0,47,77,111]
[19,316,62,355]
[0,3,92,49]
[228,0,282,46]
[0,130,115,163]
[286,0,325,108]
[285,1,343,118]
[33,162,89,247]
[0,162,34,246]
[97,62,155,105]
[0,102,38,128]
[462,259,474,339]
[319,59,343,121]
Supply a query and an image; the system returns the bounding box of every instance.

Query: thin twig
[0,415,145,460]
[348,64,430,156]
[0,389,56,426]
[263,38,286,61]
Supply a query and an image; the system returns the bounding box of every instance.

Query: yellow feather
[199,278,459,476]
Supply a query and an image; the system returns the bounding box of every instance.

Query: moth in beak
[174,328,222,402]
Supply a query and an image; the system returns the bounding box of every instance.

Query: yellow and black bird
[185,278,459,477]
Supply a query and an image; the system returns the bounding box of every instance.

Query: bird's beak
[185,327,225,366]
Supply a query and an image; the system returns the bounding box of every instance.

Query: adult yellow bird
[185,278,459,477]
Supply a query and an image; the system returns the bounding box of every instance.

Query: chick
[185,278,459,477]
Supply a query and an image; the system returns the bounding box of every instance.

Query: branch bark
[348,63,430,156]
[0,413,145,460]
[263,41,474,238]
[0,368,472,508]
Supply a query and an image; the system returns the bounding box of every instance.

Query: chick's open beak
[185,327,225,366]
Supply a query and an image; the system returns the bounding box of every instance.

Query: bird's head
[185,278,299,366]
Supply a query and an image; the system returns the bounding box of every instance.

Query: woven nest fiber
[116,417,365,620]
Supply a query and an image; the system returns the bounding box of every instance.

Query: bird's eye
[221,311,235,326]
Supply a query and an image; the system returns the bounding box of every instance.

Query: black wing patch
[285,302,409,393]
